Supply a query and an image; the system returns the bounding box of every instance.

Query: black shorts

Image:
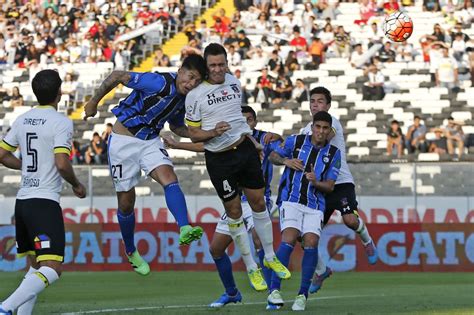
[15,198,65,263]
[323,183,359,225]
[205,137,265,202]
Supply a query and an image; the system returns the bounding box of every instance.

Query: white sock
[252,211,275,261]
[1,266,59,312]
[315,253,327,276]
[228,216,258,271]
[17,266,39,315]
[356,218,372,245]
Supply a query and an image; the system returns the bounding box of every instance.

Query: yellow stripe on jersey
[0,140,17,152]
[54,147,71,155]
[185,118,202,127]
[37,254,63,263]
[331,127,337,134]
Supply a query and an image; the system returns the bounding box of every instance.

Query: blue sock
[298,247,318,297]
[270,242,294,291]
[257,249,272,289]
[164,182,189,228]
[117,209,136,255]
[214,254,238,296]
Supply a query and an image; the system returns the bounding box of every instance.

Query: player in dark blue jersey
[267,111,341,311]
[83,54,206,276]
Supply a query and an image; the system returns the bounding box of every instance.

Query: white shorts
[279,201,323,236]
[215,201,254,236]
[107,132,173,192]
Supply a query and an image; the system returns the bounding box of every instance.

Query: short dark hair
[309,86,332,105]
[241,105,256,120]
[32,69,62,105]
[414,115,421,120]
[204,43,227,61]
[391,119,399,125]
[180,54,206,80]
[313,111,332,125]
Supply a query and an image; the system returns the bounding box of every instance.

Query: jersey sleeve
[274,135,295,158]
[53,118,73,155]
[167,106,185,128]
[125,72,168,95]
[265,138,283,155]
[325,149,341,181]
[0,119,19,152]
[185,91,202,127]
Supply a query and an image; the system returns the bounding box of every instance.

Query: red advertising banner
[0,223,473,272]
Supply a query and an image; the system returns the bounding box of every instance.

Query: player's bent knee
[209,245,226,259]
[39,260,63,277]
[342,213,359,230]
[151,165,178,186]
[302,233,319,248]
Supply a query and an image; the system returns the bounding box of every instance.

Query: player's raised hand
[83,99,99,120]
[284,158,304,171]
[214,121,231,136]
[73,182,87,198]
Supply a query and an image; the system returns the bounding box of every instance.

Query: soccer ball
[383,11,413,42]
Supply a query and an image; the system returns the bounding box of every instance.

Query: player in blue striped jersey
[83,54,206,276]
[268,111,341,311]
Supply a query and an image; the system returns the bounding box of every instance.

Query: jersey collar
[36,105,55,109]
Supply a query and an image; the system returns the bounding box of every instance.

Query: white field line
[61,293,384,314]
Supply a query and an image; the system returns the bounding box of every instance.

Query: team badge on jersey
[34,235,51,249]
[221,90,228,96]
[323,156,330,163]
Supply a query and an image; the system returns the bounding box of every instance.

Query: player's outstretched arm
[55,153,86,198]
[169,124,190,138]
[83,71,131,120]
[187,121,231,143]
[162,134,205,152]
[0,147,21,170]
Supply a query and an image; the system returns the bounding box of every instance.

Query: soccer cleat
[209,291,242,308]
[291,294,307,311]
[267,289,284,306]
[309,267,332,294]
[264,257,291,280]
[179,225,204,245]
[364,240,378,265]
[248,268,268,291]
[0,305,12,315]
[266,303,282,310]
[127,250,150,276]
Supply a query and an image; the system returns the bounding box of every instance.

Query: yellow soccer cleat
[264,257,291,280]
[248,268,268,292]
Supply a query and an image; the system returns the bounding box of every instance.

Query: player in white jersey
[185,43,290,307]
[0,70,86,315]
[300,87,378,294]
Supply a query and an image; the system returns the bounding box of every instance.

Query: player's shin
[356,217,372,245]
[164,182,190,227]
[257,249,272,287]
[315,253,327,276]
[299,247,318,297]
[213,254,239,296]
[16,266,39,315]
[228,217,258,271]
[252,211,276,260]
[269,242,294,292]
[1,266,59,312]
[117,209,136,255]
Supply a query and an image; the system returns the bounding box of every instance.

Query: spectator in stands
[253,67,275,107]
[406,116,428,154]
[251,12,271,31]
[7,87,23,107]
[432,24,447,43]
[429,128,448,153]
[168,2,182,24]
[451,33,467,61]
[234,69,250,104]
[292,79,309,103]
[357,0,376,25]
[333,25,351,58]
[362,63,385,100]
[396,40,414,61]
[61,73,77,104]
[449,22,471,43]
[387,119,404,158]
[289,26,308,55]
[307,37,324,69]
[180,39,202,60]
[435,46,458,89]
[237,30,251,58]
[458,1,473,26]
[247,45,269,67]
[212,8,231,27]
[383,0,400,14]
[213,17,229,36]
[227,45,241,67]
[423,0,440,11]
[268,49,284,73]
[153,48,171,67]
[197,19,210,43]
[85,132,106,165]
[102,122,113,148]
[282,11,300,35]
[224,28,239,48]
[285,50,300,73]
[350,43,366,69]
[378,41,396,63]
[444,116,465,157]
[70,140,83,165]
[273,70,293,104]
[319,23,335,53]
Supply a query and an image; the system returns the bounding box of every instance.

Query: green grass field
[1,271,473,314]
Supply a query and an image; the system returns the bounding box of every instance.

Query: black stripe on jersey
[255,130,265,144]
[141,73,171,111]
[287,135,306,199]
[298,146,320,206]
[149,97,182,129]
[320,145,338,180]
